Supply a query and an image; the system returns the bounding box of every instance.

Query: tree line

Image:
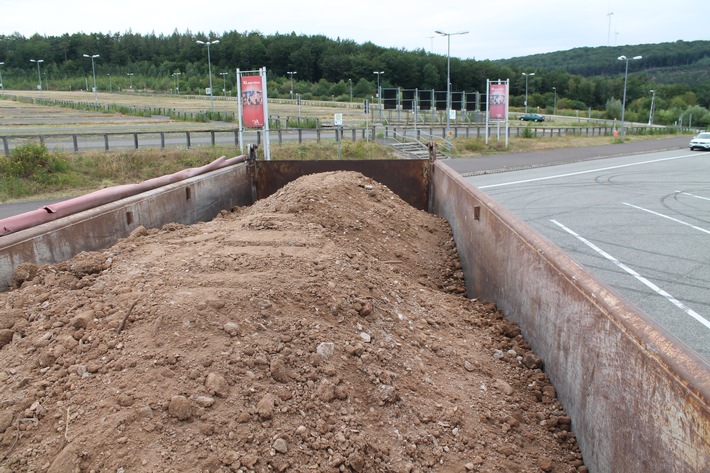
[1,31,709,127]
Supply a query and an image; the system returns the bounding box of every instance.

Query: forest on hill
[1,31,709,127]
[498,40,710,79]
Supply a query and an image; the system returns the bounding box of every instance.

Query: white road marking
[675,190,710,202]
[478,154,698,189]
[551,219,710,330]
[623,202,710,236]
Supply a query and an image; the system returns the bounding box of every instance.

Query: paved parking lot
[455,140,710,361]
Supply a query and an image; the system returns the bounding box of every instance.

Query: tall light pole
[0,61,4,91]
[522,72,535,113]
[287,71,297,99]
[30,59,44,96]
[648,89,656,126]
[426,35,434,52]
[618,55,642,139]
[348,79,352,102]
[220,72,228,97]
[127,72,134,90]
[196,39,219,112]
[607,11,614,46]
[172,72,181,95]
[373,71,384,123]
[83,54,100,103]
[552,87,557,116]
[435,30,468,138]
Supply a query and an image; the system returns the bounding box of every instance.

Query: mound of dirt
[0,171,586,472]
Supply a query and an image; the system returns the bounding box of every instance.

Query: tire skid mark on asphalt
[675,190,710,202]
[478,153,698,189]
[623,202,710,236]
[550,219,710,330]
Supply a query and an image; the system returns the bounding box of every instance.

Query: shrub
[0,143,67,179]
[605,98,623,120]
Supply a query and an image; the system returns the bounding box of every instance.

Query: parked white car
[689,132,710,151]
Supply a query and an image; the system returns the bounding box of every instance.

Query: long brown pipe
[0,155,245,237]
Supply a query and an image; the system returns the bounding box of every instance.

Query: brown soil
[0,171,586,473]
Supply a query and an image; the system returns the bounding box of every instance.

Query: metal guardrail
[0,127,378,155]
[386,124,671,158]
[1,124,677,156]
[391,129,451,158]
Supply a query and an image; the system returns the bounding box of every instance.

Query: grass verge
[0,141,394,203]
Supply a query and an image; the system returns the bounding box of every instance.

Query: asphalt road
[451,137,710,362]
[0,199,66,220]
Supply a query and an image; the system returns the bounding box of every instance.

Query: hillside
[496,40,710,84]
[1,32,708,122]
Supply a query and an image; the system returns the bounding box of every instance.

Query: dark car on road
[519,113,545,122]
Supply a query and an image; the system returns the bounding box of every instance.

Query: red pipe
[1,155,246,237]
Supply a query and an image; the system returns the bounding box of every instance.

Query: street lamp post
[172,72,181,95]
[618,55,642,139]
[127,73,134,90]
[83,54,100,103]
[522,72,535,113]
[648,89,656,126]
[287,71,297,99]
[220,72,228,98]
[30,59,44,96]
[373,71,384,123]
[435,30,469,138]
[552,87,557,116]
[196,39,220,112]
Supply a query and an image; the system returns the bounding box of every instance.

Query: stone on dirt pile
[0,171,585,472]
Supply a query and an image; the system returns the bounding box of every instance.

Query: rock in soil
[0,171,585,472]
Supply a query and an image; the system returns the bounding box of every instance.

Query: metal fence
[0,127,379,155]
[1,124,668,156]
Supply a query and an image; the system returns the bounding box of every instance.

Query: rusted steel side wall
[255,160,430,211]
[430,161,708,473]
[0,164,252,291]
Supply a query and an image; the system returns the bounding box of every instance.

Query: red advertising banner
[489,83,507,120]
[241,75,265,127]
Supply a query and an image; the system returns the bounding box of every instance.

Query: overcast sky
[2,0,707,61]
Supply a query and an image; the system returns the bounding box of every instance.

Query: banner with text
[489,83,508,120]
[241,75,265,127]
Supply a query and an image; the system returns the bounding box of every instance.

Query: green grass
[0,141,394,202]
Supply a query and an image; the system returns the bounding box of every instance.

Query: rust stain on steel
[254,160,430,211]
[430,161,708,473]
